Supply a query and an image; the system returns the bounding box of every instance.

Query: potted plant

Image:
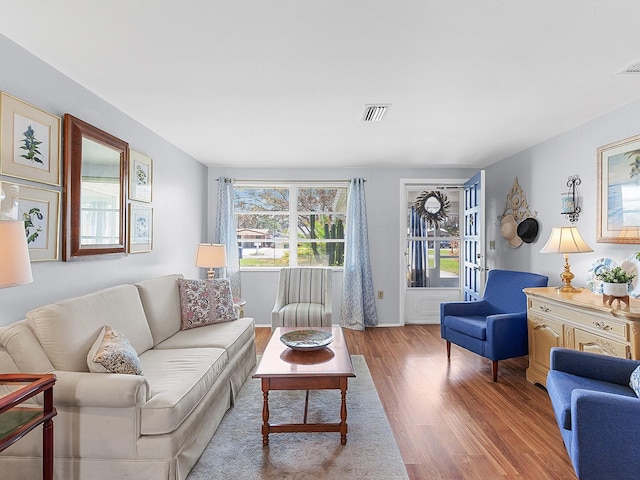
[595,266,635,296]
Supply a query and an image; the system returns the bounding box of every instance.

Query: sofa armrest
[550,347,640,385]
[52,370,150,407]
[571,389,640,479]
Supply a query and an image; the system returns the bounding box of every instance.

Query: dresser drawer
[574,328,630,359]
[529,298,627,341]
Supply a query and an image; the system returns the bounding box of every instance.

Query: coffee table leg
[261,379,270,446]
[340,378,348,445]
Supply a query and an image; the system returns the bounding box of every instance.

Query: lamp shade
[0,220,33,288]
[539,226,593,254]
[195,243,227,268]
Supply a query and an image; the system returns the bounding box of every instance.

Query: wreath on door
[414,190,450,228]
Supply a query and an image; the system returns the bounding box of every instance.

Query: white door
[462,170,486,301]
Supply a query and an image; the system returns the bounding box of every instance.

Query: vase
[602,282,629,297]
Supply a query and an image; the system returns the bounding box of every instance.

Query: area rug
[187,355,408,480]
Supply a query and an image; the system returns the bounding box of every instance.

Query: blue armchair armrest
[550,348,640,386]
[571,389,640,480]
[440,300,488,317]
[486,312,527,360]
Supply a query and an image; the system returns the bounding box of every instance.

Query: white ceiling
[2,1,640,169]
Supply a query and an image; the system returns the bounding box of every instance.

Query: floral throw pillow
[630,364,640,397]
[177,278,237,330]
[87,326,143,375]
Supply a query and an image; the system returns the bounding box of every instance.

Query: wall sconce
[561,175,581,223]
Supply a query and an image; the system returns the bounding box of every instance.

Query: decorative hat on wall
[516,217,539,244]
[500,214,523,248]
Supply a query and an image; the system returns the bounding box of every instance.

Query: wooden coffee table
[253,326,355,445]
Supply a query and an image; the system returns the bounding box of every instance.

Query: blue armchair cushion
[442,315,487,340]
[547,370,637,430]
[630,365,640,397]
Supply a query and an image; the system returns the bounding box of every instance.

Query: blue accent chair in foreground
[546,348,640,480]
[440,269,548,381]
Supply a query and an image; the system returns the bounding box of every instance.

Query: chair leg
[492,360,498,382]
[446,341,451,359]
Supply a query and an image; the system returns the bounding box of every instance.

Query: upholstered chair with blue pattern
[440,269,548,381]
[271,267,332,332]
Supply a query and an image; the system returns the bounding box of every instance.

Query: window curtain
[409,206,428,287]
[214,177,241,298]
[341,178,378,330]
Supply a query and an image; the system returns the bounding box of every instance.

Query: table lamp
[540,226,593,293]
[0,220,33,288]
[195,243,227,279]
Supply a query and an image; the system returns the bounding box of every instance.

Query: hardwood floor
[254,325,577,480]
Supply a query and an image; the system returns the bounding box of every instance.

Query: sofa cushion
[547,370,637,430]
[443,315,487,340]
[87,326,144,375]
[139,347,227,435]
[155,317,255,360]
[135,274,184,346]
[177,278,237,330]
[26,285,154,372]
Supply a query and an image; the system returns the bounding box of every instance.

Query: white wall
[485,98,640,285]
[0,35,208,326]
[209,166,476,326]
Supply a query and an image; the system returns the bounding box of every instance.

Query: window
[234,182,347,268]
[405,187,461,288]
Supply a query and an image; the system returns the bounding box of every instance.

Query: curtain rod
[216,178,364,183]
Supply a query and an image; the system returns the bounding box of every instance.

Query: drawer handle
[593,321,612,331]
[538,305,551,312]
[533,324,548,330]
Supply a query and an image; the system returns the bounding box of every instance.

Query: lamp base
[555,284,581,293]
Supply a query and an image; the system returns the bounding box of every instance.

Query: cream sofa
[0,274,256,480]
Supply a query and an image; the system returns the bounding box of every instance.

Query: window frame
[234,180,348,270]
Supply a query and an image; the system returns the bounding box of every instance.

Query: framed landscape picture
[0,181,60,261]
[597,133,640,243]
[129,149,152,202]
[129,203,153,253]
[0,92,61,186]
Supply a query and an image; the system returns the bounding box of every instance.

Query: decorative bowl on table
[279,330,334,351]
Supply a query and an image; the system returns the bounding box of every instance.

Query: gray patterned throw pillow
[630,364,640,397]
[87,326,143,375]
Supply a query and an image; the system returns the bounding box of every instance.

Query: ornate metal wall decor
[414,190,450,227]
[499,177,537,222]
[562,175,581,223]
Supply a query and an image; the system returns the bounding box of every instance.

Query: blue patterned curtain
[341,178,378,330]
[409,206,428,287]
[214,177,241,298]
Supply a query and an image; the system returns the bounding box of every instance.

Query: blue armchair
[547,348,640,480]
[440,269,548,381]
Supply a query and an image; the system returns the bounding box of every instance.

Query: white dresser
[524,287,640,386]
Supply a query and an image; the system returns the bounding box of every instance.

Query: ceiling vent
[618,60,640,74]
[361,104,390,122]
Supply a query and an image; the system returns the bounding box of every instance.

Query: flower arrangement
[595,266,636,284]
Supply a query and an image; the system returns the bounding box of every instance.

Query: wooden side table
[0,374,57,480]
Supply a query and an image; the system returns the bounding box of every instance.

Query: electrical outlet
[377,291,384,300]
[489,240,496,250]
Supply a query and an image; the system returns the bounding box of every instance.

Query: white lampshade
[540,226,593,254]
[0,220,33,288]
[195,243,227,268]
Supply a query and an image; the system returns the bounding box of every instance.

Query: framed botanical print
[0,181,60,261]
[129,149,152,203]
[597,133,640,243]
[0,92,61,186]
[129,203,153,253]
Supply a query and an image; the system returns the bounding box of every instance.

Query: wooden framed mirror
[63,114,128,260]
